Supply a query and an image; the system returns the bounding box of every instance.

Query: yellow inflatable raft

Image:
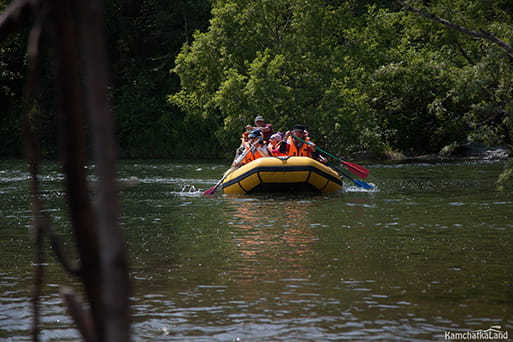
[221,156,343,194]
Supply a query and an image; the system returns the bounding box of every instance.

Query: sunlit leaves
[170,0,389,152]
[171,0,513,158]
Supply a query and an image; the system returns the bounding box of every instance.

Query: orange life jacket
[287,136,312,157]
[241,143,266,165]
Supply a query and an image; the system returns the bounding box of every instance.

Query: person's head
[248,129,262,142]
[241,131,249,142]
[292,125,306,137]
[254,116,265,127]
[269,133,282,144]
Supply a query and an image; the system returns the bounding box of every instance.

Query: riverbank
[351,142,512,163]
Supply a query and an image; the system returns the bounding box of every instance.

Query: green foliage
[2,0,513,160]
[394,0,513,150]
[0,0,214,159]
[0,31,26,157]
[171,0,389,154]
[171,0,513,157]
[107,0,214,158]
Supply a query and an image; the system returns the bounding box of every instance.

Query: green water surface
[1,159,512,341]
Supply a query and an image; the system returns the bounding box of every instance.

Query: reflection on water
[227,198,317,258]
[1,160,512,341]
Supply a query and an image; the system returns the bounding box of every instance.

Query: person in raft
[267,133,287,156]
[285,125,327,163]
[234,116,272,161]
[233,129,270,167]
[245,115,273,143]
[233,130,249,161]
[285,125,316,157]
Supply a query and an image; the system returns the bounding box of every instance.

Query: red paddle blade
[341,161,370,179]
[203,166,236,196]
[203,186,217,196]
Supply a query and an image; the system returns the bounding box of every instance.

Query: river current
[1,159,512,341]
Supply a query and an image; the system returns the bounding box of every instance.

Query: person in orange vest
[285,125,328,163]
[267,133,287,156]
[285,125,316,157]
[233,130,250,161]
[233,129,270,167]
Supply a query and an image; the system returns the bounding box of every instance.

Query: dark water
[1,159,512,341]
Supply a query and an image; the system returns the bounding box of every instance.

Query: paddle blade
[203,166,236,196]
[202,185,218,196]
[342,161,370,179]
[353,179,374,190]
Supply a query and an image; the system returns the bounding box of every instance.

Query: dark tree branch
[75,0,130,340]
[3,0,131,340]
[400,1,513,57]
[23,8,46,342]
[0,0,39,41]
[61,287,97,342]
[45,0,105,338]
[454,40,475,65]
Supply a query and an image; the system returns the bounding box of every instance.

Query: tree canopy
[1,0,512,162]
[171,0,513,157]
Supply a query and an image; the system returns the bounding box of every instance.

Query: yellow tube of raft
[221,156,343,194]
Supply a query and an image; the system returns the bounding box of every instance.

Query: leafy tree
[106,0,213,158]
[397,0,513,150]
[171,0,389,155]
[2,0,512,162]
[399,0,513,186]
[0,3,25,157]
[172,0,513,158]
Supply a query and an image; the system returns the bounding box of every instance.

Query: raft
[221,156,343,194]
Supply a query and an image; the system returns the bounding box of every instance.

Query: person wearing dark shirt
[246,115,273,142]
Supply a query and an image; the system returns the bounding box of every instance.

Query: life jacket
[241,142,267,165]
[287,136,312,157]
[268,141,287,157]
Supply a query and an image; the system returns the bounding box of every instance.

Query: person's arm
[278,141,288,154]
[305,137,316,152]
[259,124,271,133]
[312,149,327,163]
[256,140,270,156]
[267,143,275,156]
[232,143,252,167]
[247,125,271,132]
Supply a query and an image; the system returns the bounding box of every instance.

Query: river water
[1,159,512,341]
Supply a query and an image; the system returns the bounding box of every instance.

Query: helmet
[248,129,262,138]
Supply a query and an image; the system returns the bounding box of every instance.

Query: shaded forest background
[1,0,513,160]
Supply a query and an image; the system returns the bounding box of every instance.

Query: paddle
[291,134,370,178]
[202,142,255,196]
[202,167,235,196]
[327,162,374,190]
